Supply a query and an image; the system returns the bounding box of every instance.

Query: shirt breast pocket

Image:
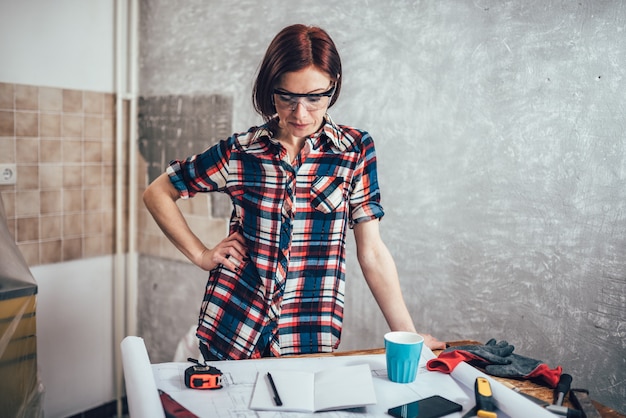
[311,176,345,214]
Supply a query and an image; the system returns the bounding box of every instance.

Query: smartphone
[388,395,462,418]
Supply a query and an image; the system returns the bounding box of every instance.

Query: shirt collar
[315,114,346,151]
[249,114,347,152]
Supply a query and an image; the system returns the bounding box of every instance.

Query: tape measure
[184,364,223,390]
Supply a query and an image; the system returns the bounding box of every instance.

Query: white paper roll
[120,336,166,418]
[451,361,555,418]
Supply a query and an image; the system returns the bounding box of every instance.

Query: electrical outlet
[0,164,17,185]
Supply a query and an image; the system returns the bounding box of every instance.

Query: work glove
[426,339,515,372]
[426,339,562,388]
[483,351,562,388]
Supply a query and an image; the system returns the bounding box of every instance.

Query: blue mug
[384,331,424,383]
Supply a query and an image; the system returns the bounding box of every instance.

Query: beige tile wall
[0,82,229,268]
[0,82,116,266]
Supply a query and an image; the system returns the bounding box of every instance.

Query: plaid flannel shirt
[167,115,384,359]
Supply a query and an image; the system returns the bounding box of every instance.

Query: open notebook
[249,363,377,412]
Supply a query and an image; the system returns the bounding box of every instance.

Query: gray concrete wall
[137,0,626,412]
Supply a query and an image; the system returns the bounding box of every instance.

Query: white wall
[32,257,115,417]
[1,1,118,417]
[0,0,115,92]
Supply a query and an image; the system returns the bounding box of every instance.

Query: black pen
[266,372,283,406]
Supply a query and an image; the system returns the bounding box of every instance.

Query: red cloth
[524,363,563,388]
[426,349,479,373]
[160,390,199,418]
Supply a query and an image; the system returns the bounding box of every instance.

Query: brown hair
[253,24,342,123]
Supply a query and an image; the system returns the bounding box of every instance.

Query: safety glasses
[272,85,335,111]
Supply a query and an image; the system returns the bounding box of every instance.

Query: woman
[143,24,445,360]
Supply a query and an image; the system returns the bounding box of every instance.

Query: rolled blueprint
[451,361,555,418]
[120,336,166,418]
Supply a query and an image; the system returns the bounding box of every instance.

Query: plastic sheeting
[0,196,43,418]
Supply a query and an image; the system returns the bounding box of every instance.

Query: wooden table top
[326,341,625,418]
